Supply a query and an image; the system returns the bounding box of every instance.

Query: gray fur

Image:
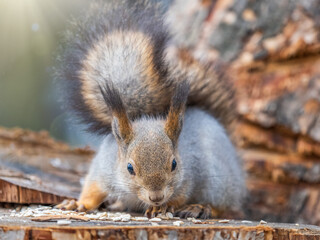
[86,107,246,211]
[179,108,246,209]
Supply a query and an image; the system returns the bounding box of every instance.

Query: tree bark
[167,0,320,225]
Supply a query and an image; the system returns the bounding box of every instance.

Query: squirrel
[55,0,246,219]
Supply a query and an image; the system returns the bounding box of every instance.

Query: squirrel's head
[100,82,189,206]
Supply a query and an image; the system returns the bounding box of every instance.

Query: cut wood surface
[1,208,320,240]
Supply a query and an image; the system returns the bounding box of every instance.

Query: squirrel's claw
[55,199,87,212]
[161,205,174,216]
[145,205,175,218]
[145,206,160,218]
[175,204,218,219]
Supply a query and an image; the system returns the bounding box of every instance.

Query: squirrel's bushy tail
[166,49,237,132]
[56,0,237,135]
[55,0,172,134]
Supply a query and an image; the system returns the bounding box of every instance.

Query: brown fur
[113,113,133,145]
[126,124,177,209]
[99,83,134,145]
[56,180,107,211]
[130,134,174,191]
[165,81,189,145]
[165,111,180,144]
[78,180,107,211]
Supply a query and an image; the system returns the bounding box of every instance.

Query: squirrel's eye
[171,159,177,171]
[127,163,135,175]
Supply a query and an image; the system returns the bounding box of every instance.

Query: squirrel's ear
[165,81,189,146]
[111,115,133,144]
[99,84,133,145]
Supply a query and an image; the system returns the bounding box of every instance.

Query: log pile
[167,0,320,225]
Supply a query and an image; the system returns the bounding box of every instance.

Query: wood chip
[121,217,130,222]
[192,219,202,224]
[218,219,230,223]
[260,220,267,224]
[149,217,162,222]
[133,217,149,221]
[166,212,174,219]
[241,220,253,224]
[57,220,71,225]
[173,221,184,226]
[112,217,122,222]
[31,214,89,222]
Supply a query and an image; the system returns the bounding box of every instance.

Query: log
[243,149,320,184]
[235,58,320,146]
[1,208,320,240]
[235,121,320,157]
[0,127,92,204]
[167,0,320,151]
[165,0,320,226]
[245,178,320,225]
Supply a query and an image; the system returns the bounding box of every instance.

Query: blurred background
[0,0,91,145]
[0,0,173,146]
[0,0,320,225]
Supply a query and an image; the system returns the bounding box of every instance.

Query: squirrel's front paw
[175,204,219,219]
[145,205,174,218]
[55,199,87,212]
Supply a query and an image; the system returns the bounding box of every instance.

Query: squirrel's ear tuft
[99,83,133,144]
[165,81,189,146]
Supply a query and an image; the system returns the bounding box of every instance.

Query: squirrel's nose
[149,193,164,203]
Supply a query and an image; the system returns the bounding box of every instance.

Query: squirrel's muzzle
[148,191,165,205]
